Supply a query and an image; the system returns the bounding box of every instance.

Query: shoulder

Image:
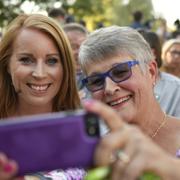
[160,72,180,84]
[155,72,180,93]
[165,117,180,154]
[167,116,180,130]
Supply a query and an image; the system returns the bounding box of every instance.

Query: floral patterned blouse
[29,168,86,180]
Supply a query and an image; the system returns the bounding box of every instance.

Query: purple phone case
[0,110,100,175]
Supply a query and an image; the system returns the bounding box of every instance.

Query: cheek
[10,70,22,92]
[91,91,103,100]
[124,78,145,98]
[166,54,173,63]
[53,66,63,87]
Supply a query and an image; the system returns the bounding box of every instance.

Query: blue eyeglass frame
[82,60,139,92]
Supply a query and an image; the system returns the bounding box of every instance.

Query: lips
[107,95,131,107]
[27,83,51,92]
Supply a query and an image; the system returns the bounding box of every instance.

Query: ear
[147,60,158,85]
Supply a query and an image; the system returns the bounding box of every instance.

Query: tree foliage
[67,0,114,29]
[0,0,154,30]
[0,0,57,28]
[68,0,154,30]
[112,0,154,26]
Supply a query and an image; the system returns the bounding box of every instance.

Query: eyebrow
[16,53,33,58]
[17,53,60,57]
[46,54,60,57]
[88,62,125,76]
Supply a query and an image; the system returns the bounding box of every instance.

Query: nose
[104,77,120,95]
[32,62,46,78]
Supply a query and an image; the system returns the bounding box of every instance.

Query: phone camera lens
[85,113,100,137]
[88,126,96,136]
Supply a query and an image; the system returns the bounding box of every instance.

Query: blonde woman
[161,39,180,77]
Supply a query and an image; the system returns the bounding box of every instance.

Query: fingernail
[3,163,13,173]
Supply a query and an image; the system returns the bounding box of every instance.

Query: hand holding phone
[0,110,100,176]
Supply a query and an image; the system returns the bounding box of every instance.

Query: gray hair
[63,23,88,35]
[79,25,153,74]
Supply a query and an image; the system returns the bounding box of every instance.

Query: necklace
[151,112,167,138]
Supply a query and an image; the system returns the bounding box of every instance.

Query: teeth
[30,84,49,91]
[109,96,130,106]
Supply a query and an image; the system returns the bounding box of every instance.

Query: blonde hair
[0,14,80,118]
[161,39,180,62]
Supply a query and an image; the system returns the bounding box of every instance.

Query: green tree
[67,0,154,30]
[66,0,114,30]
[0,0,154,31]
[112,0,154,26]
[0,0,57,29]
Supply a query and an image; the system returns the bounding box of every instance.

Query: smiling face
[8,28,63,112]
[85,54,157,125]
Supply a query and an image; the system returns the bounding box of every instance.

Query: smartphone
[0,110,100,176]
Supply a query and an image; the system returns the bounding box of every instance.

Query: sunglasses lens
[83,61,137,92]
[86,76,104,91]
[110,63,131,82]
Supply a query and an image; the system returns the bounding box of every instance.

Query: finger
[0,152,9,170]
[104,126,146,180]
[109,130,139,180]
[121,156,148,180]
[1,160,18,179]
[0,158,18,180]
[94,129,129,166]
[111,156,131,180]
[83,100,124,130]
[120,133,162,180]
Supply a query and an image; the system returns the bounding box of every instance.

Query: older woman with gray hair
[79,26,180,179]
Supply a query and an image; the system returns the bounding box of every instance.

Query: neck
[139,102,165,138]
[15,101,53,117]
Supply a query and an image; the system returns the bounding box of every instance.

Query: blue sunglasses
[82,60,139,92]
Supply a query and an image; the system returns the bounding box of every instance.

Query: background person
[161,38,180,77]
[63,23,89,99]
[48,8,67,25]
[138,30,180,118]
[130,10,144,29]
